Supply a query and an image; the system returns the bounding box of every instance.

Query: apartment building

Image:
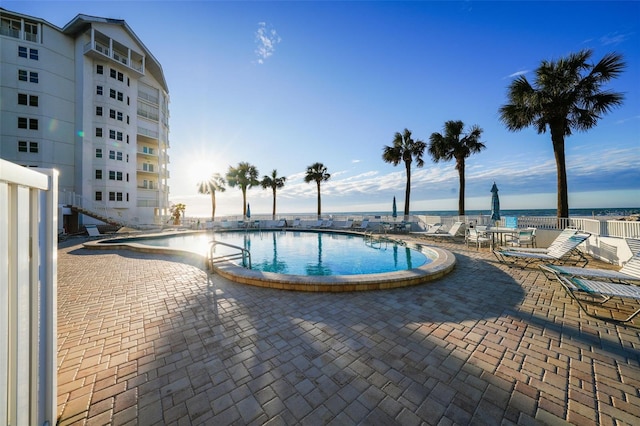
[0,8,170,229]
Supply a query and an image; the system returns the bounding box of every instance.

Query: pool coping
[83,229,457,292]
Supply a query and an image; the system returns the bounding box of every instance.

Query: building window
[109,150,115,160]
[95,128,103,137]
[117,92,123,102]
[29,72,38,83]
[110,89,116,99]
[116,132,123,141]
[18,141,28,152]
[96,148,102,158]
[118,72,124,82]
[109,192,116,201]
[97,64,103,74]
[18,117,27,128]
[117,111,123,121]
[18,69,27,81]
[126,193,129,202]
[29,49,38,60]
[126,135,129,144]
[95,169,102,179]
[96,106,103,116]
[18,46,27,58]
[116,192,123,201]
[109,129,116,140]
[95,191,103,201]
[126,154,129,162]
[126,115,129,124]
[97,85,103,95]
[109,170,116,180]
[116,151,123,161]
[29,118,38,130]
[24,23,38,42]
[126,173,129,182]
[18,94,37,106]
[117,171,123,181]
[110,68,116,79]
[29,142,38,152]
[109,109,116,119]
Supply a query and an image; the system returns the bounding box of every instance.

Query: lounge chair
[310,220,324,228]
[421,221,465,240]
[319,220,333,229]
[493,232,591,268]
[498,228,577,253]
[553,275,640,322]
[540,250,640,283]
[85,224,104,238]
[411,224,442,237]
[292,218,302,228]
[275,219,286,228]
[356,219,370,231]
[340,219,354,229]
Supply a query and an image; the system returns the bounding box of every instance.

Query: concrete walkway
[56,238,640,425]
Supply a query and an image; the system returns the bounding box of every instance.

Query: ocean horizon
[204,207,640,220]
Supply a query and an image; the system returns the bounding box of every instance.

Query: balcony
[83,30,144,76]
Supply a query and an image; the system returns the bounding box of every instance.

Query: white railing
[0,159,57,426]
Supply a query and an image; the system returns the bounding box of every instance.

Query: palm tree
[382,128,427,216]
[226,162,259,216]
[261,169,287,220]
[428,120,486,215]
[499,49,625,218]
[304,162,331,218]
[197,173,226,221]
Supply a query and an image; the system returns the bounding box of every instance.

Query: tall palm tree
[382,128,427,216]
[261,169,287,220]
[226,162,259,216]
[197,173,226,221]
[499,49,625,218]
[428,120,486,215]
[304,162,331,218]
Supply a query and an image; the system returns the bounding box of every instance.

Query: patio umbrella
[392,196,397,219]
[490,182,500,222]
[246,203,251,219]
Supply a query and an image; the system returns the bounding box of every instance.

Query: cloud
[505,70,529,79]
[600,32,631,46]
[255,22,281,64]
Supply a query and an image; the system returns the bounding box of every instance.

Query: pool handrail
[209,239,252,269]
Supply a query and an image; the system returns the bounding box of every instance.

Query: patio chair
[505,228,536,248]
[466,228,491,250]
[85,224,104,238]
[275,219,286,228]
[310,220,324,228]
[540,250,640,283]
[553,274,640,323]
[493,232,591,268]
[319,220,333,229]
[292,218,302,228]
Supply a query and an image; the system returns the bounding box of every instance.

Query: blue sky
[9,1,640,217]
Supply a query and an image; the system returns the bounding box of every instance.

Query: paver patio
[56,237,640,425]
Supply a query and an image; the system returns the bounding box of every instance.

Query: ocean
[324,208,640,218]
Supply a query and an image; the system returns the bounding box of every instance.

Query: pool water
[117,230,431,276]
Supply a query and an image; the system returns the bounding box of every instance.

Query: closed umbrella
[490,182,500,222]
[246,203,251,219]
[392,196,397,219]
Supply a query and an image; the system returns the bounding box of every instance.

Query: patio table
[483,227,518,249]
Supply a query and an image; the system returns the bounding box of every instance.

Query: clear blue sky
[9,1,640,217]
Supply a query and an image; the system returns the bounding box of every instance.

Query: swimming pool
[86,230,456,292]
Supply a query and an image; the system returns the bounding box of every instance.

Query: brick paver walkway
[56,238,640,425]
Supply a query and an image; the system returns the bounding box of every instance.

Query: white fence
[0,159,57,426]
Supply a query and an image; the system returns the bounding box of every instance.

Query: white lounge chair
[292,218,302,228]
[540,249,640,283]
[319,220,333,229]
[411,224,442,237]
[310,220,324,228]
[422,221,465,240]
[275,219,286,228]
[554,275,640,323]
[340,219,354,229]
[356,219,370,231]
[85,224,103,238]
[494,232,591,268]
